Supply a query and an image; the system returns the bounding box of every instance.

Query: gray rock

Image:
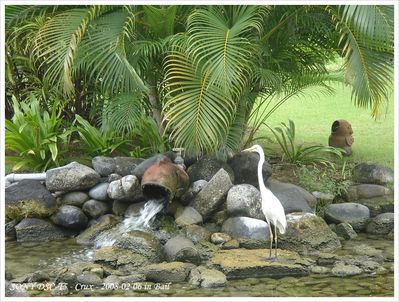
[92,156,116,176]
[164,235,201,264]
[187,156,234,183]
[5,220,18,240]
[204,222,221,233]
[183,224,211,244]
[310,265,331,274]
[222,239,240,250]
[175,206,203,226]
[331,262,362,276]
[76,272,103,286]
[51,205,88,229]
[227,152,272,187]
[142,262,194,282]
[208,249,309,279]
[108,173,122,182]
[112,200,129,216]
[46,162,100,192]
[88,182,110,201]
[30,270,50,282]
[57,191,89,207]
[190,169,233,220]
[279,212,341,255]
[82,199,109,219]
[355,195,394,217]
[76,214,121,245]
[195,241,219,262]
[211,233,232,245]
[312,191,335,203]
[113,230,163,262]
[94,246,149,268]
[5,180,56,220]
[346,184,392,201]
[114,157,144,176]
[272,187,313,214]
[366,212,394,235]
[51,284,69,296]
[15,218,73,242]
[267,178,317,209]
[132,154,168,179]
[103,275,121,286]
[348,244,385,263]
[325,202,370,231]
[221,217,270,241]
[5,280,29,297]
[353,163,394,185]
[189,266,227,288]
[107,175,141,201]
[180,180,208,205]
[335,222,357,240]
[226,184,264,220]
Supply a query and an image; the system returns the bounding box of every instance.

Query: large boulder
[208,249,309,279]
[267,178,317,209]
[5,180,56,220]
[92,156,116,176]
[190,169,233,220]
[163,235,201,264]
[189,266,227,288]
[51,205,88,229]
[226,184,264,220]
[57,191,89,207]
[113,230,163,262]
[132,154,169,179]
[82,199,109,219]
[115,157,144,177]
[222,217,270,241]
[107,175,141,201]
[325,202,370,231]
[187,156,234,183]
[88,183,110,201]
[278,212,341,255]
[345,184,392,201]
[15,218,73,242]
[46,162,100,192]
[352,163,394,185]
[366,213,394,235]
[355,195,394,217]
[268,184,313,214]
[76,214,121,245]
[142,262,194,283]
[227,152,272,187]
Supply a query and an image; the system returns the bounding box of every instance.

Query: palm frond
[163,50,236,155]
[143,5,177,38]
[327,5,394,116]
[34,6,107,95]
[186,6,263,98]
[101,92,145,135]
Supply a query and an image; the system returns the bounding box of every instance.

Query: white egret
[242,144,287,259]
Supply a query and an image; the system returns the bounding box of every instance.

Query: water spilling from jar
[93,199,164,248]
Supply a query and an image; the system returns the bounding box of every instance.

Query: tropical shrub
[268,119,345,166]
[5,95,72,171]
[74,114,131,157]
[5,5,394,156]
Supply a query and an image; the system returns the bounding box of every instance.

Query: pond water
[5,234,394,297]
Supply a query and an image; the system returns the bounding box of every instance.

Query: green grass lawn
[256,82,395,169]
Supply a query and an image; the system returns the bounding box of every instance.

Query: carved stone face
[331,120,353,136]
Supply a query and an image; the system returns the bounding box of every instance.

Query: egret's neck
[257,152,265,189]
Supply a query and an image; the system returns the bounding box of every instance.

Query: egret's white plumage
[242,144,287,258]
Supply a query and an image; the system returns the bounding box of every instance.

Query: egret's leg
[266,219,273,259]
[274,223,278,258]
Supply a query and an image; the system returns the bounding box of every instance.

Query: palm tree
[5,5,394,156]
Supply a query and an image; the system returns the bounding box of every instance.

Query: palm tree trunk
[147,84,164,134]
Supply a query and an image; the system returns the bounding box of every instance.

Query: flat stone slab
[208,248,310,279]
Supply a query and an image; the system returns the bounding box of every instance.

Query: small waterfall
[93,199,164,248]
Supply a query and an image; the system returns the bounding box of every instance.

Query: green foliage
[268,119,345,166]
[74,114,131,157]
[297,165,352,197]
[5,95,71,172]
